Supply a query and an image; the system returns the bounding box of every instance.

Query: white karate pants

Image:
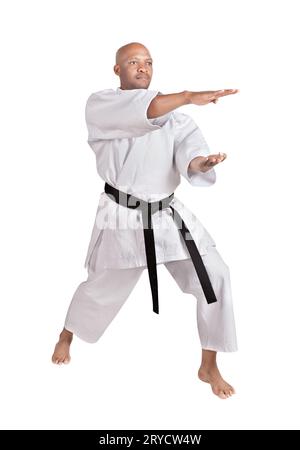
[64,245,238,352]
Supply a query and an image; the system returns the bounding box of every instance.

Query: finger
[206,155,225,165]
[223,88,239,95]
[215,89,239,98]
[210,153,226,159]
[220,89,239,93]
[208,89,224,97]
[218,152,227,160]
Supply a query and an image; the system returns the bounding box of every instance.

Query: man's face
[114,46,153,90]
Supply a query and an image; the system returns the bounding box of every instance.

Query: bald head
[115,42,151,65]
[114,42,153,90]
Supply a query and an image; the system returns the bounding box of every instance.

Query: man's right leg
[52,265,144,364]
[164,248,238,398]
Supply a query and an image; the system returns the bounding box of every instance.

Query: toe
[218,391,227,399]
[212,386,227,399]
[228,385,235,395]
[225,387,232,395]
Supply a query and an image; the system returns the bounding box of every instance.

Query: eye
[129,61,137,64]
[147,62,152,65]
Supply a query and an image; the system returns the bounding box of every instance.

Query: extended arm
[147,89,239,119]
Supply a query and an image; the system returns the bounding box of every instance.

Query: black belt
[104,182,217,314]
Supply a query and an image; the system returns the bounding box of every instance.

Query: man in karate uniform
[52,42,239,399]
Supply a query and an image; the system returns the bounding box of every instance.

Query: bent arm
[174,112,216,187]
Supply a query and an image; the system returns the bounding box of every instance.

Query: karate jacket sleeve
[173,112,216,187]
[85,88,170,141]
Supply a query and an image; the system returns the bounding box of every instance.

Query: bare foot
[52,328,73,365]
[198,366,235,399]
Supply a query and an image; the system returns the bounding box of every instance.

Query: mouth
[136,76,149,80]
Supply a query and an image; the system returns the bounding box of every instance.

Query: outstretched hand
[187,89,239,105]
[189,152,227,173]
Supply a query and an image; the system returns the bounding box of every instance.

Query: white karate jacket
[84,87,217,269]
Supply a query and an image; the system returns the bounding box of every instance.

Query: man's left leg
[164,246,238,399]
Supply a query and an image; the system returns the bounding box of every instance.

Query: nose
[138,65,147,73]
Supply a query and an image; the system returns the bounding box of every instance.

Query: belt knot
[104,182,217,314]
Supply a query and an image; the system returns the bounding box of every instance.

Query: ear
[113,64,120,76]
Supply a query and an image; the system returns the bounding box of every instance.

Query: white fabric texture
[84,87,217,269]
[64,245,238,352]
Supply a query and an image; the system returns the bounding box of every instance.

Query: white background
[1,0,299,430]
